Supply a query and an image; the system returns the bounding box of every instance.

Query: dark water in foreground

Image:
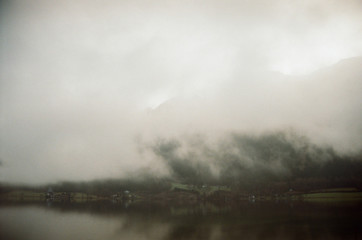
[0,201,361,240]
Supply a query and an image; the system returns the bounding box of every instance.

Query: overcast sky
[1,0,362,184]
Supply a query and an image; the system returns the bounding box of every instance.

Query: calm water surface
[0,201,361,240]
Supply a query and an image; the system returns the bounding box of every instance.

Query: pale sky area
[0,0,362,184]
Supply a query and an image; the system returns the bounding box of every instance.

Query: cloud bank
[0,0,362,184]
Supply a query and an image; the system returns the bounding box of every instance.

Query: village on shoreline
[1,182,362,205]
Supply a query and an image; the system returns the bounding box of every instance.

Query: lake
[0,200,361,240]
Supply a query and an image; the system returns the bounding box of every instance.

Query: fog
[0,0,362,184]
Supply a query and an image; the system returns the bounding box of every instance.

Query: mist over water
[1,1,362,239]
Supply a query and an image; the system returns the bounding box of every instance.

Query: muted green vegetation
[301,192,362,200]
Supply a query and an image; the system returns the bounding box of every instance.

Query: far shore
[1,187,362,204]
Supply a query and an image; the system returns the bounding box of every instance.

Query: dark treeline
[49,177,171,195]
[152,131,362,193]
[0,177,172,195]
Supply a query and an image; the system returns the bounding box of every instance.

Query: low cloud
[148,131,362,190]
[0,0,362,184]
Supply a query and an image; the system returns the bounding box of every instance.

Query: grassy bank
[299,191,362,202]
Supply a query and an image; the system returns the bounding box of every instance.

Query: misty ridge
[147,131,362,191]
[8,130,359,195]
[0,0,362,186]
[0,57,362,188]
[2,2,362,240]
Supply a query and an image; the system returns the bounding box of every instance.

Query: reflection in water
[0,201,361,240]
